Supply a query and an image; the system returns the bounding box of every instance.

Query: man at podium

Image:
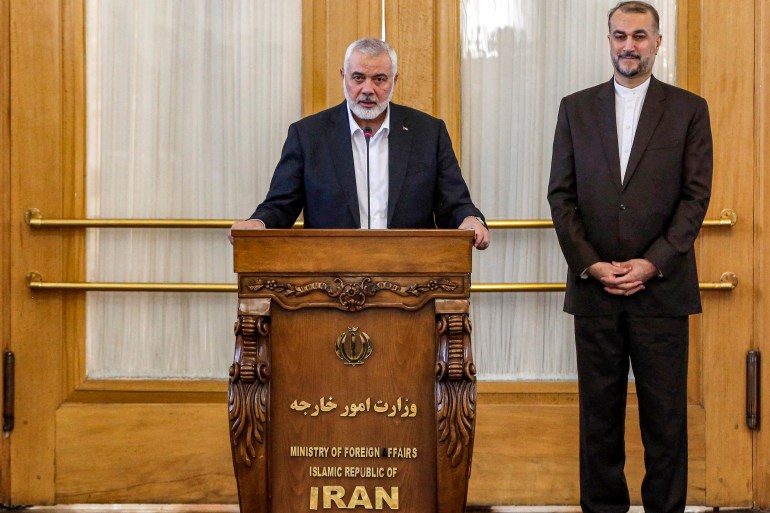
[230,38,490,250]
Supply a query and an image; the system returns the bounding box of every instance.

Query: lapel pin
[402,125,408,131]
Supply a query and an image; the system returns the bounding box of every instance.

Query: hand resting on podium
[228,219,265,244]
[228,216,489,250]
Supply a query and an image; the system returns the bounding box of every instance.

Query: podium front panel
[269,305,437,512]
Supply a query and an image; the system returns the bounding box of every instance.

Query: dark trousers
[574,313,689,513]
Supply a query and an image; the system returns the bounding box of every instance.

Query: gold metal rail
[26,272,738,293]
[25,208,738,229]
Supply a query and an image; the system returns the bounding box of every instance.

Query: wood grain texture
[268,306,437,513]
[467,404,706,506]
[233,229,473,274]
[384,0,434,116]
[301,0,382,117]
[10,0,65,503]
[433,0,462,163]
[55,404,236,503]
[231,233,474,512]
[699,0,755,505]
[754,0,770,507]
[0,0,10,503]
[61,0,88,398]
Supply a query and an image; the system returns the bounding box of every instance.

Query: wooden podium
[229,230,477,513]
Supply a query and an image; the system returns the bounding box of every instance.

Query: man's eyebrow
[612,28,649,35]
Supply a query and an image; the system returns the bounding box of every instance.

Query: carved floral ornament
[242,276,460,311]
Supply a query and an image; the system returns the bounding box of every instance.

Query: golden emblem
[335,327,373,366]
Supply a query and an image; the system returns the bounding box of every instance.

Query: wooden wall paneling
[676,1,704,407]
[675,0,688,91]
[755,0,770,507]
[677,0,703,96]
[55,404,236,502]
[384,0,462,159]
[433,0,461,163]
[0,0,11,502]
[301,0,383,117]
[9,0,65,503]
[700,0,755,505]
[384,0,434,116]
[468,403,706,505]
[301,0,325,116]
[61,0,87,395]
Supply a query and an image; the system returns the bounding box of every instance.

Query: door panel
[56,404,234,502]
[699,0,755,504]
[469,401,706,504]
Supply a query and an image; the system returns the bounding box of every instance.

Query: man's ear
[340,67,345,79]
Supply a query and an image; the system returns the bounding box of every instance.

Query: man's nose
[622,38,635,51]
[361,79,375,93]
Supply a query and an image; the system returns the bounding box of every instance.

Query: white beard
[343,79,393,120]
[350,100,388,120]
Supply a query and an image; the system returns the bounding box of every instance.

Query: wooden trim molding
[0,0,12,502]
[754,0,770,507]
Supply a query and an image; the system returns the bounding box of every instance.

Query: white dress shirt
[615,76,651,182]
[348,105,390,229]
[580,77,653,279]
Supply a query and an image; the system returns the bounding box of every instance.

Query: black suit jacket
[547,76,713,316]
[250,101,484,229]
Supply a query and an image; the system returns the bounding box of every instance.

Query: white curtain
[462,0,676,380]
[86,0,676,380]
[86,0,302,378]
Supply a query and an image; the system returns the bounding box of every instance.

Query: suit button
[619,204,627,210]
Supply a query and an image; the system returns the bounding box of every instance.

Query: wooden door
[2,0,761,507]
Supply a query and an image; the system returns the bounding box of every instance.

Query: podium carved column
[435,299,476,513]
[229,298,271,513]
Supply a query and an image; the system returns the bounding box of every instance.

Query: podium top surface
[232,229,474,274]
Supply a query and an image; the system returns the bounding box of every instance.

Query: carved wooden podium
[229,230,476,513]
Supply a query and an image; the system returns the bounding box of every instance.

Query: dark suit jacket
[250,101,484,229]
[547,76,713,317]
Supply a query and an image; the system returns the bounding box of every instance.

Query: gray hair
[608,1,660,33]
[343,38,398,77]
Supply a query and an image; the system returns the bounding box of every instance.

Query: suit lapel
[622,76,665,188]
[386,104,413,225]
[329,102,361,227]
[596,79,623,193]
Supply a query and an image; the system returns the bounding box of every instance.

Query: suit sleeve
[547,98,602,275]
[643,99,713,274]
[248,123,306,228]
[432,120,485,228]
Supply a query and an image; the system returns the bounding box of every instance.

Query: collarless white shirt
[614,76,651,182]
[347,104,390,229]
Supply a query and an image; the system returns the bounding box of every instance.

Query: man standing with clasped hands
[547,2,713,512]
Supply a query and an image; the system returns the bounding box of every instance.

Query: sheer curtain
[86,0,301,378]
[86,0,676,380]
[462,0,676,380]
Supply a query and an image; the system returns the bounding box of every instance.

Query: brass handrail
[24,208,738,229]
[26,272,738,293]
